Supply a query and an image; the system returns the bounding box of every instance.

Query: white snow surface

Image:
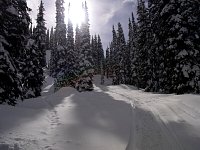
[0,75,200,150]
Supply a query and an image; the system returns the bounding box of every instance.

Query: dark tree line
[105,0,200,94]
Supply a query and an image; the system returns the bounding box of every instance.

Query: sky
[27,0,138,49]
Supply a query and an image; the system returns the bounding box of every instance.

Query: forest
[0,0,200,106]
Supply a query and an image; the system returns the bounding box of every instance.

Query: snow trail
[0,75,200,150]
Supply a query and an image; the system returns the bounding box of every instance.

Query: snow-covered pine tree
[97,35,104,74]
[111,26,119,85]
[0,1,23,105]
[105,47,110,78]
[135,0,151,89]
[54,0,67,77]
[34,0,46,68]
[50,27,57,76]
[55,0,66,46]
[79,1,94,76]
[90,35,94,62]
[109,42,114,77]
[23,0,46,98]
[45,28,50,50]
[23,38,44,98]
[0,36,22,105]
[125,17,134,84]
[55,4,78,89]
[92,34,98,73]
[75,25,81,56]
[158,0,200,93]
[129,13,138,86]
[90,35,98,73]
[0,0,32,105]
[146,0,161,92]
[117,22,126,84]
[49,27,54,49]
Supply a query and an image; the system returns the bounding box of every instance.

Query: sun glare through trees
[65,0,87,26]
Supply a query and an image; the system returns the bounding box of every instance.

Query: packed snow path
[0,75,200,150]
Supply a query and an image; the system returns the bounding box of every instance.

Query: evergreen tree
[23,38,44,98]
[0,0,31,105]
[50,30,56,76]
[0,1,22,105]
[97,35,104,74]
[74,25,81,56]
[23,0,46,98]
[146,0,200,93]
[79,2,94,75]
[129,13,138,85]
[135,0,151,88]
[55,6,78,88]
[45,28,50,50]
[105,47,110,78]
[145,0,161,92]
[55,0,66,46]
[157,0,200,93]
[124,18,133,84]
[111,26,119,85]
[117,22,126,84]
[92,34,98,73]
[34,0,46,67]
[49,27,56,76]
[109,42,114,77]
[49,27,54,49]
[54,0,67,77]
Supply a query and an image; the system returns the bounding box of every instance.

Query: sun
[65,0,85,26]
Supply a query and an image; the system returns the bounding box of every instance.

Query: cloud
[27,0,138,49]
[123,0,134,3]
[90,0,137,48]
[27,0,56,28]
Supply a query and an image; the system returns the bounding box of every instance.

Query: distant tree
[55,8,78,88]
[55,0,66,46]
[53,0,67,77]
[97,35,104,74]
[105,47,110,78]
[92,35,98,73]
[49,27,54,49]
[34,0,46,67]
[79,2,94,75]
[75,25,81,56]
[111,26,119,85]
[109,42,114,77]
[129,13,138,85]
[45,29,50,50]
[117,22,126,84]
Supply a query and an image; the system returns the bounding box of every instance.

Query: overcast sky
[27,0,138,49]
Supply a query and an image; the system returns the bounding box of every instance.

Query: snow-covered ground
[0,75,200,150]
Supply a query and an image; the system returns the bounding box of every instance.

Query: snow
[0,75,200,150]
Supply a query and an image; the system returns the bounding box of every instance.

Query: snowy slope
[0,75,200,150]
[106,85,200,150]
[0,75,131,150]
